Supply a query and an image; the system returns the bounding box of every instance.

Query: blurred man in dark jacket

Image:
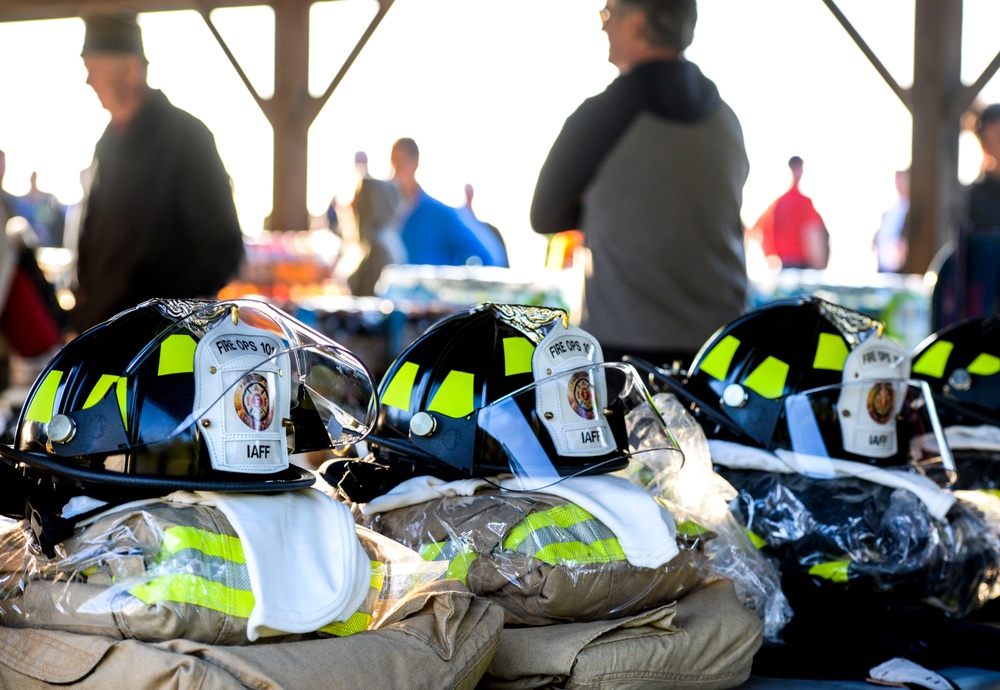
[72,13,244,332]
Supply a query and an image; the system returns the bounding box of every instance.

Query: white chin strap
[533,323,615,457]
[193,319,292,474]
[836,335,909,458]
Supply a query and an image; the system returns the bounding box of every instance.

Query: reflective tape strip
[419,541,477,583]
[968,353,1000,376]
[83,374,121,409]
[675,519,712,537]
[162,526,246,564]
[813,332,850,371]
[128,525,254,618]
[532,538,626,565]
[24,370,62,423]
[743,356,789,400]
[503,336,535,376]
[808,559,850,583]
[319,562,384,637]
[381,361,419,411]
[745,529,767,549]
[318,609,373,637]
[82,374,129,430]
[503,504,627,565]
[427,370,475,418]
[129,573,256,619]
[912,340,954,378]
[116,378,129,430]
[699,335,741,381]
[158,334,198,376]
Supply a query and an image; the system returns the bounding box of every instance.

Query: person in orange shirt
[750,156,829,270]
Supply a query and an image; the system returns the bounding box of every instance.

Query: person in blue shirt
[389,138,505,267]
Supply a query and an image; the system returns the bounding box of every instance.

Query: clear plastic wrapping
[721,464,1000,675]
[722,468,1000,618]
[640,393,793,642]
[0,500,445,644]
[359,487,712,626]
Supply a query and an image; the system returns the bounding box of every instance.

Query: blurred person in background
[872,168,909,273]
[389,137,505,267]
[20,171,66,248]
[458,182,508,267]
[530,0,748,369]
[749,155,829,271]
[347,177,405,296]
[71,13,244,333]
[963,103,1000,234]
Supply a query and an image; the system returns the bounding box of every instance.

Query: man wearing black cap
[72,13,244,333]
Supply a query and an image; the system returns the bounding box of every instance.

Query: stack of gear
[653,295,1000,679]
[0,298,503,688]
[324,303,763,690]
[630,388,794,643]
[912,315,1000,492]
[912,315,1000,624]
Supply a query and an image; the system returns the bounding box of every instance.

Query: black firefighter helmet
[325,303,683,501]
[912,315,1000,490]
[648,296,954,481]
[912,315,1000,429]
[0,298,378,543]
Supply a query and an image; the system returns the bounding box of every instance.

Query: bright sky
[1,0,999,277]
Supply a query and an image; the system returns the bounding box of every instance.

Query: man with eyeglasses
[530,0,748,372]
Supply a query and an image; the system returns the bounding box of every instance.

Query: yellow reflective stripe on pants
[502,503,626,565]
[129,573,256,619]
[319,562,385,637]
[419,542,477,584]
[161,525,246,563]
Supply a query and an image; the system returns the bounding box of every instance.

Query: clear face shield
[774,336,956,486]
[37,299,377,476]
[410,361,685,492]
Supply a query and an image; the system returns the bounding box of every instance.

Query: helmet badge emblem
[235,373,273,431]
[866,382,895,424]
[567,370,596,420]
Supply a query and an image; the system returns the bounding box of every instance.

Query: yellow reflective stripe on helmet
[813,332,849,371]
[24,370,63,423]
[82,374,129,430]
[503,336,535,376]
[912,340,954,378]
[83,374,120,409]
[162,526,246,563]
[742,356,789,400]
[158,334,198,376]
[968,353,1000,376]
[808,559,850,583]
[427,370,475,418]
[129,573,256,619]
[116,378,129,430]
[699,335,741,381]
[381,361,420,411]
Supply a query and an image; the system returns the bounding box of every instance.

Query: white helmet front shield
[194,318,292,474]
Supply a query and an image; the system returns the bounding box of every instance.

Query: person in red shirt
[750,156,829,269]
